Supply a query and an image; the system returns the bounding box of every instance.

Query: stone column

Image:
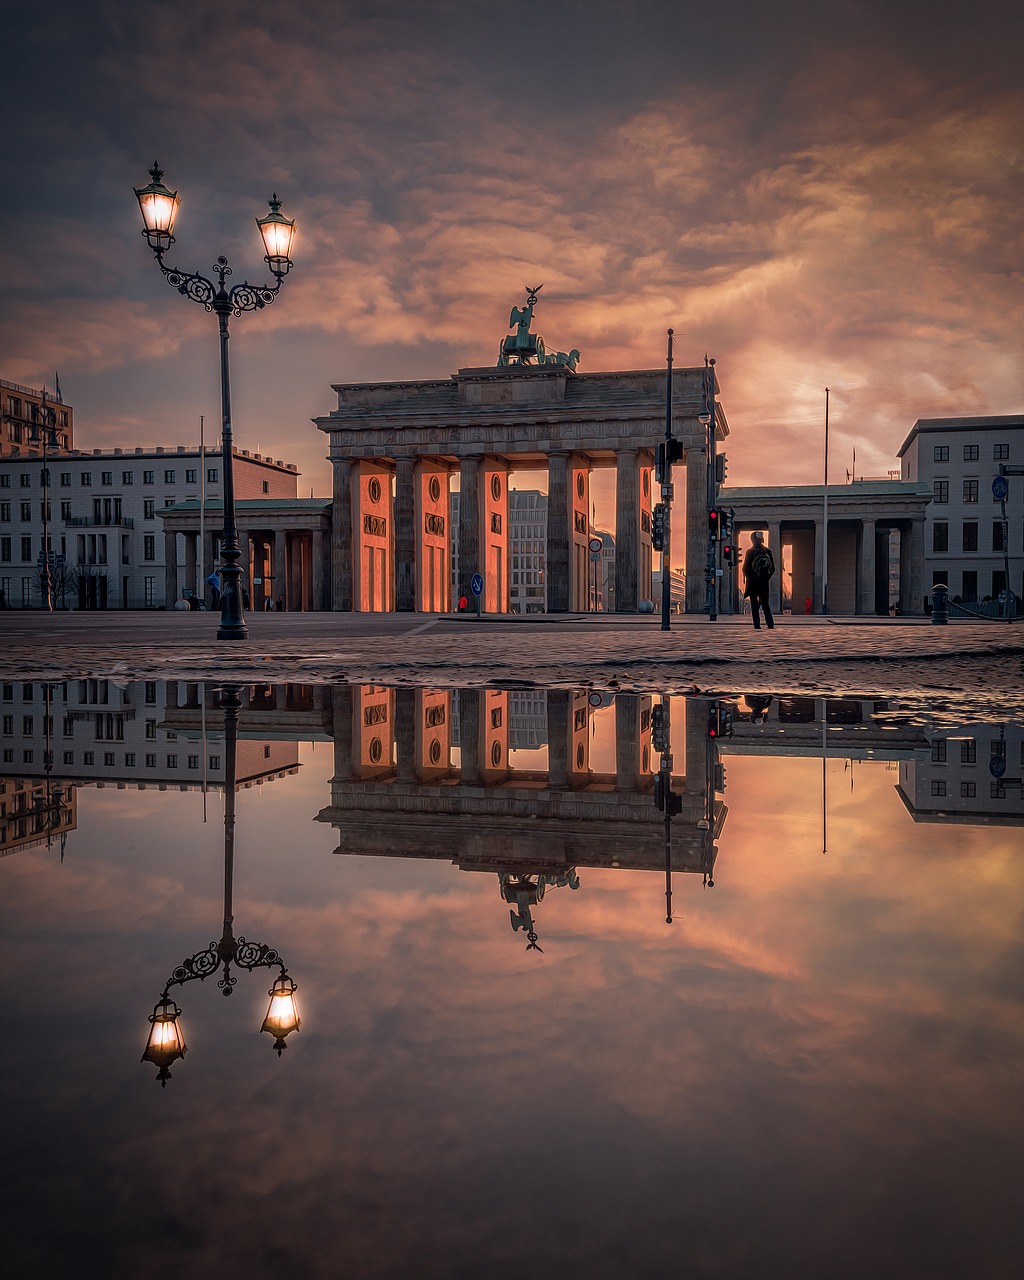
[614,449,639,612]
[238,530,252,607]
[274,530,287,610]
[184,534,197,596]
[395,688,417,783]
[683,699,708,796]
[458,689,482,785]
[685,449,707,613]
[859,518,876,615]
[615,694,640,792]
[395,456,416,611]
[546,452,570,613]
[163,531,178,607]
[203,532,217,590]
[331,457,354,611]
[908,519,925,615]
[813,519,824,613]
[768,520,783,615]
[458,457,481,604]
[312,528,325,611]
[546,690,570,789]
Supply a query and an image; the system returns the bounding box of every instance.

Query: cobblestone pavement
[2,611,1021,711]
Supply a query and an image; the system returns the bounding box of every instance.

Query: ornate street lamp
[133,164,296,641]
[29,393,62,612]
[140,685,300,1085]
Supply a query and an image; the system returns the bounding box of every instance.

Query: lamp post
[134,165,296,641]
[141,685,300,1085]
[701,356,718,621]
[29,393,61,612]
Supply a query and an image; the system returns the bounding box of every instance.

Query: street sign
[992,475,1009,501]
[471,572,483,597]
[588,692,603,708]
[590,552,601,562]
[989,754,1006,779]
[589,537,603,554]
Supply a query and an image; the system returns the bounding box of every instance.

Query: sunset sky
[3,0,1021,502]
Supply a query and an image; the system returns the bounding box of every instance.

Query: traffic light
[655,438,685,484]
[714,762,727,793]
[708,507,721,539]
[715,454,728,486]
[653,772,682,814]
[652,503,667,551]
[651,702,668,754]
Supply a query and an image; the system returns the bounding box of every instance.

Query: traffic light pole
[661,329,674,632]
[704,357,718,621]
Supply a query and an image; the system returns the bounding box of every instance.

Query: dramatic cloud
[2,0,1021,496]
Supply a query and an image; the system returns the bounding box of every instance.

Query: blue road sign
[989,754,1006,779]
[992,475,1009,501]
[471,572,484,596]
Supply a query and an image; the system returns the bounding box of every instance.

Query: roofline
[897,414,1023,458]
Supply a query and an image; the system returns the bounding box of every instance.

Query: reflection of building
[721,696,931,760]
[1,679,301,791]
[0,446,297,610]
[896,723,1024,826]
[898,415,1023,605]
[0,776,78,856]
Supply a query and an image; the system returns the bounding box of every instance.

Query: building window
[21,501,32,521]
[145,682,158,705]
[207,468,219,484]
[104,751,115,766]
[209,755,220,770]
[186,469,197,484]
[143,500,155,520]
[994,443,1009,460]
[63,751,73,765]
[188,755,199,769]
[20,473,31,488]
[933,481,948,504]
[2,749,10,763]
[23,749,33,764]
[963,479,978,503]
[960,739,976,763]
[125,752,136,767]
[0,503,8,521]
[81,472,92,485]
[145,719,156,739]
[930,780,946,796]
[144,577,155,607]
[1,538,9,562]
[1,715,10,733]
[144,535,155,561]
[992,570,1006,598]
[145,753,156,768]
[164,469,175,484]
[933,445,949,462]
[963,444,979,461]
[931,738,946,763]
[167,754,177,768]
[83,751,94,765]
[122,471,134,485]
[22,715,33,734]
[262,481,269,494]
[961,571,978,602]
[932,522,948,553]
[60,501,71,520]
[101,471,113,485]
[962,522,978,552]
[143,470,154,485]
[21,537,32,561]
[990,781,1006,799]
[164,496,175,507]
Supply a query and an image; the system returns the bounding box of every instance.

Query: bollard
[931,582,948,625]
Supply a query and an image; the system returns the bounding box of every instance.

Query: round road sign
[471,572,484,596]
[992,475,1009,501]
[589,537,603,554]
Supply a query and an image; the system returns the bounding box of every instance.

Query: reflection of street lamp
[134,165,296,641]
[29,393,62,612]
[140,685,300,1085]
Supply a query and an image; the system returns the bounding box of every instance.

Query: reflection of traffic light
[651,702,668,754]
[652,503,667,551]
[653,772,683,814]
[707,702,721,738]
[714,762,726,792]
[719,702,734,738]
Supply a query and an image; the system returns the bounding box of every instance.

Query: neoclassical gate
[316,355,727,613]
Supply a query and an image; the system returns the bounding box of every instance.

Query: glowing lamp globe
[134,164,180,253]
[261,974,301,1054]
[141,996,187,1086]
[256,195,296,277]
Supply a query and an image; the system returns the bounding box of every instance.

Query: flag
[54,372,63,404]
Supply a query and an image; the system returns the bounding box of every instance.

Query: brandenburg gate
[316,289,727,612]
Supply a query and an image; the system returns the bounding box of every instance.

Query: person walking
[742,530,775,630]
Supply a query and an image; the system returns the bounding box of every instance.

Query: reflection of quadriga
[140,685,301,1086]
[500,870,580,953]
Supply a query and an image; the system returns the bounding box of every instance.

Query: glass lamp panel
[137,188,180,236]
[261,976,300,1039]
[256,197,296,270]
[141,1000,187,1067]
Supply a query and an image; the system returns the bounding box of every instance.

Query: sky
[2,0,1021,503]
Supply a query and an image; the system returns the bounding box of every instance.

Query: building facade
[898,415,1023,605]
[0,445,297,609]
[1,379,74,457]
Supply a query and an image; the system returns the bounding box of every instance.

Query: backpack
[749,546,773,579]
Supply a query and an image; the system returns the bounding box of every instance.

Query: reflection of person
[745,694,773,725]
[742,531,775,630]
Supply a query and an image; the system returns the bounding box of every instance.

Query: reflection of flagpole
[822,388,829,615]
[201,683,208,823]
[822,705,828,856]
[199,415,206,603]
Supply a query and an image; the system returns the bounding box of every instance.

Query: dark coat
[742,544,775,598]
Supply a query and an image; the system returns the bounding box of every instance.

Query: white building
[0,445,297,609]
[898,415,1022,606]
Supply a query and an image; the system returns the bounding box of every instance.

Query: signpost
[589,536,602,612]
[992,475,1013,620]
[471,571,483,619]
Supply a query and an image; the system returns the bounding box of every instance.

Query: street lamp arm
[162,935,285,998]
[153,255,283,316]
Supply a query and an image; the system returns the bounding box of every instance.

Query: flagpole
[200,415,206,606]
[822,388,829,615]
